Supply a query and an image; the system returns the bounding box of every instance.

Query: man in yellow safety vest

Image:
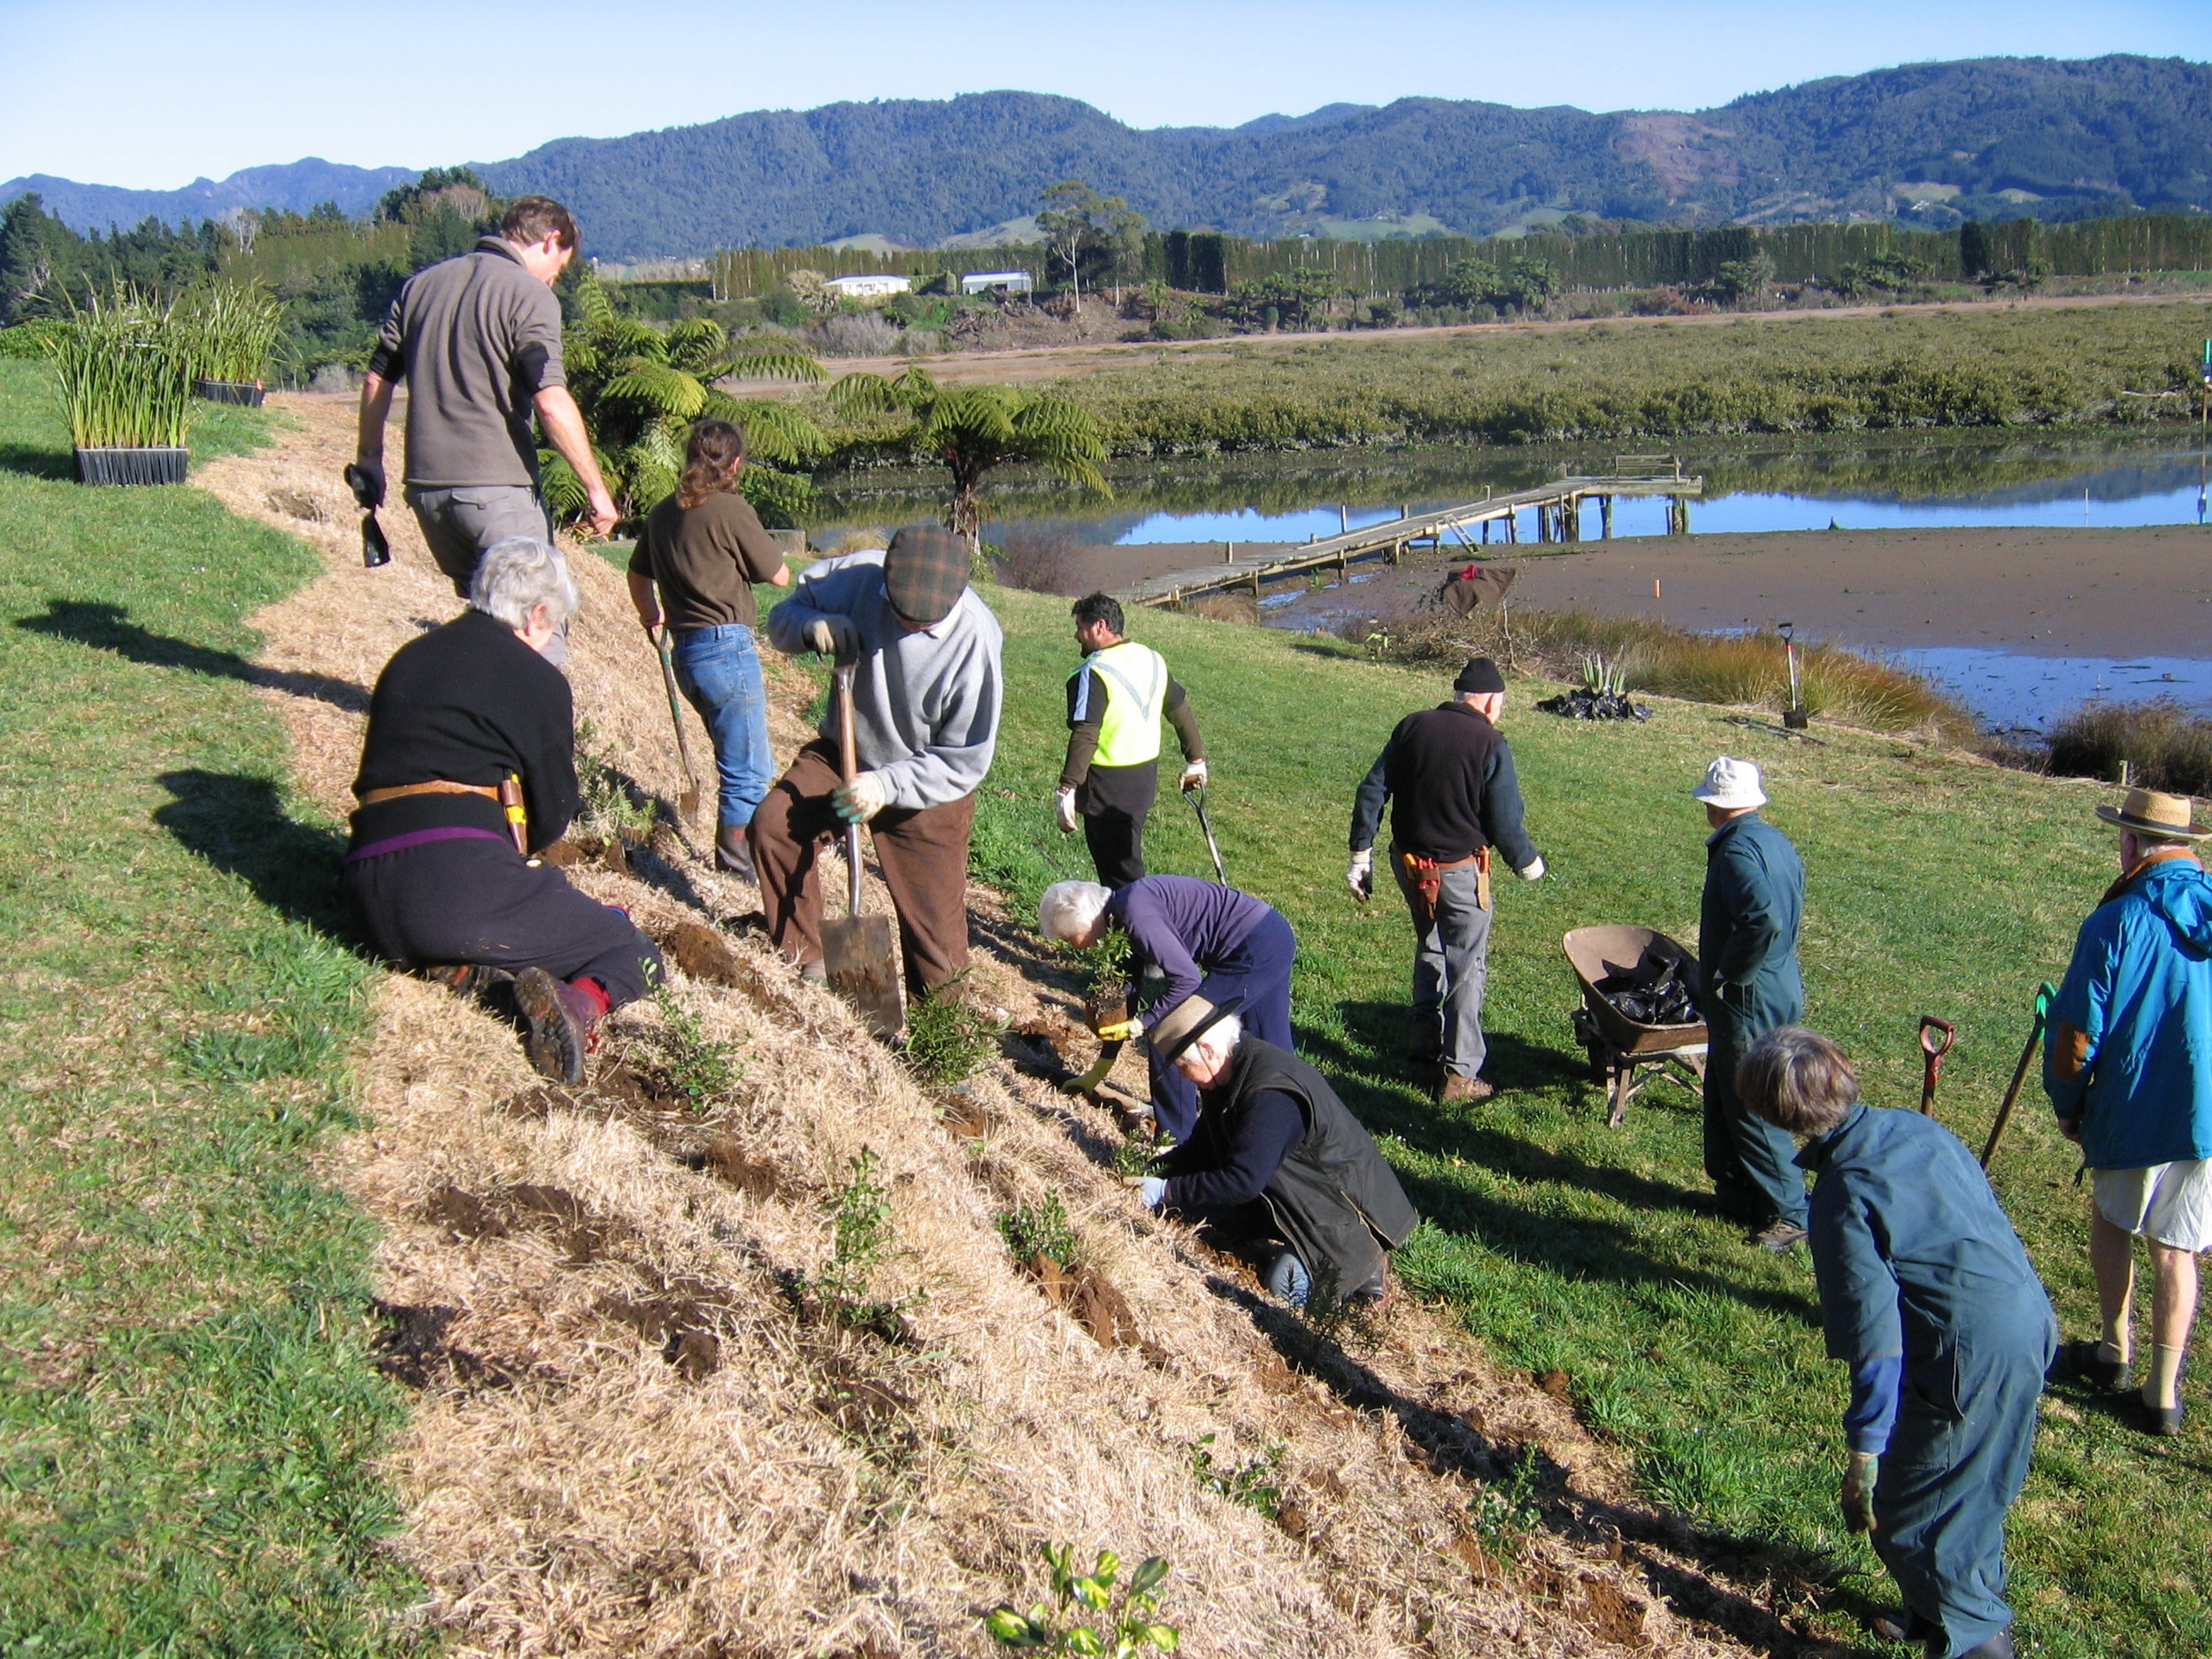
[1056,592,1207,887]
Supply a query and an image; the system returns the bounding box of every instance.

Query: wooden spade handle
[835,664,862,915]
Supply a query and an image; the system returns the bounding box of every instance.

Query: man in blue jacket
[1696,756,1809,1249]
[1740,1026,2054,1659]
[2045,787,2212,1436]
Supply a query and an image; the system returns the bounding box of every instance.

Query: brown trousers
[749,741,976,997]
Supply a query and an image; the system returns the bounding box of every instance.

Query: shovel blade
[824,913,903,1040]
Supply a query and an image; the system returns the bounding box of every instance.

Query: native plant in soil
[986,1543,1179,1655]
[903,975,1003,1087]
[998,1192,1079,1269]
[652,988,744,1106]
[801,1148,916,1336]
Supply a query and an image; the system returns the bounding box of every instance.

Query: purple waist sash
[345,825,514,864]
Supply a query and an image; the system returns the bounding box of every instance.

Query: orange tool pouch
[1398,849,1485,923]
[1475,846,1493,912]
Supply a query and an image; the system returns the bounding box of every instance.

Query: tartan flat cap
[883,525,969,626]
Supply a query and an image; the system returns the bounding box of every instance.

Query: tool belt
[357,776,529,856]
[1398,846,1492,923]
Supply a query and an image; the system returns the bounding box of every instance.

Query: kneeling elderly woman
[1737,1027,2055,1659]
[344,537,664,1083]
[1136,1001,1417,1307]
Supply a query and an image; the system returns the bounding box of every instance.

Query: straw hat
[2096,787,2208,841]
[1693,756,1767,810]
[1149,995,1245,1064]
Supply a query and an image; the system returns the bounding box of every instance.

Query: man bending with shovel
[755,526,1002,1001]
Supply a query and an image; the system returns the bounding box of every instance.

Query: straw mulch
[195,397,1812,1658]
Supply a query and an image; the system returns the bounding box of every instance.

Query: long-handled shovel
[1981,983,2056,1170]
[651,626,704,824]
[1184,783,1228,885]
[822,662,903,1041]
[1917,1015,1956,1114]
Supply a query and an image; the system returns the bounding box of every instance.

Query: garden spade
[1184,782,1228,884]
[1916,1014,1956,1114]
[1981,983,2056,1169]
[823,662,903,1041]
[650,626,704,823]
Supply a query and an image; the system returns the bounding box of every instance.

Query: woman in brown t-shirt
[627,419,791,879]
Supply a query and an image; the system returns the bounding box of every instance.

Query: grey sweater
[767,551,1003,810]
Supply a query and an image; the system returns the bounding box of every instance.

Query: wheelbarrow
[1563,925,1709,1129]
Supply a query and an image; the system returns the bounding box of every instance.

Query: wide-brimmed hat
[2096,787,2208,841]
[882,524,969,626]
[1149,995,1246,1065]
[1693,756,1767,810]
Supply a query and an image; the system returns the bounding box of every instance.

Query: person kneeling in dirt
[1134,1002,1417,1309]
[755,525,1002,998]
[1038,875,1296,1143]
[1737,1026,2053,1659]
[344,536,664,1084]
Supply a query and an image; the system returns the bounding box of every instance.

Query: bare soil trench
[193,396,1869,1656]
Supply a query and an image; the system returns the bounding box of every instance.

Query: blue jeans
[671,625,773,829]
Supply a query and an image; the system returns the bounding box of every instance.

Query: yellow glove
[803,615,860,659]
[1094,1018,1140,1042]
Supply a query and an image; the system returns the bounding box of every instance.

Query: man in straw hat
[1695,755,1810,1250]
[1348,656,1545,1104]
[756,526,1002,998]
[2045,787,2212,1436]
[1133,1000,1417,1309]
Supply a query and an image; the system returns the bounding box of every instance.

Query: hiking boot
[2050,1338,2132,1393]
[1437,1073,1494,1105]
[716,824,757,882]
[417,963,513,1000]
[1866,1609,1935,1645]
[1751,1219,1809,1253]
[514,967,603,1085]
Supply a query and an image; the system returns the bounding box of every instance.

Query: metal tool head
[825,910,903,1041]
[1184,785,1227,884]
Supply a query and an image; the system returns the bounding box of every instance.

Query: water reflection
[1895,649,2212,732]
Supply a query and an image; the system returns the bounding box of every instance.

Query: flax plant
[47,285,196,449]
[178,280,284,386]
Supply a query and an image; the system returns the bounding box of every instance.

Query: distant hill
[9,56,2208,258]
[0,157,415,232]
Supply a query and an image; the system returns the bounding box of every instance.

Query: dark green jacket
[1699,812,1804,1040]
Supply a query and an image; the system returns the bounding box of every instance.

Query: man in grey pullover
[755,527,1002,996]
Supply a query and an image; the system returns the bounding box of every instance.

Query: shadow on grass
[153,769,357,943]
[0,442,73,481]
[1197,1269,1855,1658]
[15,599,371,714]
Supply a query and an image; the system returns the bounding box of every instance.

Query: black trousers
[1079,760,1157,888]
[344,836,664,1007]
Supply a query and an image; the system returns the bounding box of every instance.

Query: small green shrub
[803,1148,915,1334]
[904,977,1003,1086]
[573,718,657,841]
[999,1193,1079,1268]
[1189,1433,1284,1519]
[654,990,744,1106]
[986,1544,1178,1655]
[1466,1452,1543,1553]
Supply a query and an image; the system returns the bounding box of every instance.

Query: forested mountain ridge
[0,158,414,233]
[8,55,2208,258]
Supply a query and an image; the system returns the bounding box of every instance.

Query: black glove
[343,460,386,511]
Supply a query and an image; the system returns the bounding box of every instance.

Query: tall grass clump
[1335,596,1976,740]
[2047,697,2212,795]
[47,286,196,450]
[179,280,285,387]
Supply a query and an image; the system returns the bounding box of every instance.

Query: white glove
[1055,787,1079,833]
[1138,1176,1168,1209]
[1347,848,1373,902]
[803,615,861,659]
[1179,759,1208,792]
[833,770,890,824]
[1517,855,1547,882]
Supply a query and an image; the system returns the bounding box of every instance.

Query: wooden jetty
[1113,457,1704,609]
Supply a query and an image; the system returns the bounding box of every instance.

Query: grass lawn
[0,359,420,1652]
[967,580,2210,1658]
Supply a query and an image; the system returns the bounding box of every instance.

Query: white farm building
[960,270,1035,296]
[824,273,914,302]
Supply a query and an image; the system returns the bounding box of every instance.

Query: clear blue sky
[4,0,2208,188]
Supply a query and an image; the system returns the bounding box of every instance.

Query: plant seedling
[998,1193,1079,1269]
[986,1543,1178,1655]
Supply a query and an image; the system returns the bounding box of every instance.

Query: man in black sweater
[1136,1001,1417,1306]
[342,538,662,1082]
[1348,657,1545,1103]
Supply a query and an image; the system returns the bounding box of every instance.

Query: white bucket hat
[1694,756,1767,810]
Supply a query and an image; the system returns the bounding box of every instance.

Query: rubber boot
[515,969,608,1085]
[716,823,757,882]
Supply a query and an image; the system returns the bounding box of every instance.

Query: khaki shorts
[2093,1159,2212,1253]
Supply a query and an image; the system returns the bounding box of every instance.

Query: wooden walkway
[1113,461,1706,608]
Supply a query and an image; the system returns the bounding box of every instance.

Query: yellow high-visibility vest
[1070,641,1168,767]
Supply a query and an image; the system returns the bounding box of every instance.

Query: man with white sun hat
[1695,755,1809,1249]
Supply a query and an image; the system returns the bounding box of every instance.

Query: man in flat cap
[1348,656,1545,1103]
[756,526,1003,997]
[2046,787,2212,1437]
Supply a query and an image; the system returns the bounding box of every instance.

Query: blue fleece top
[2045,853,2212,1170]
[1104,875,1274,1031]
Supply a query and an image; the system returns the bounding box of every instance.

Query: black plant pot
[75,446,189,486]
[194,379,265,406]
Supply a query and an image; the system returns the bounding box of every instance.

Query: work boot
[417,963,513,1001]
[514,968,606,1085]
[716,823,757,883]
[2140,1393,2185,1437]
[1751,1219,1809,1253]
[2049,1338,2131,1393]
[1437,1073,1494,1105]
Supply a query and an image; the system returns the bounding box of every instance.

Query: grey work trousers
[405,484,567,668]
[1392,846,1492,1079]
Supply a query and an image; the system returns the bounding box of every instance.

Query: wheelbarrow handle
[1919,1016,1956,1057]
